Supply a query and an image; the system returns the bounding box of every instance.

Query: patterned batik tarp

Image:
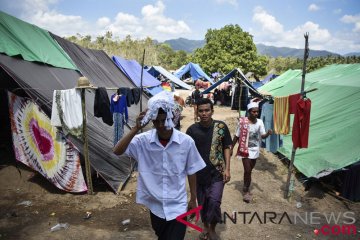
[8,92,87,192]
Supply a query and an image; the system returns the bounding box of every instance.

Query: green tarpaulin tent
[259,69,301,93]
[0,11,77,70]
[259,64,360,178]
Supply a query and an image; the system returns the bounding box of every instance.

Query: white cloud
[252,6,283,35]
[250,6,360,54]
[11,0,191,41]
[215,0,238,7]
[341,14,360,32]
[29,11,90,36]
[96,17,111,28]
[308,4,319,12]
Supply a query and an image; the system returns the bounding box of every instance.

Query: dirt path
[0,89,359,240]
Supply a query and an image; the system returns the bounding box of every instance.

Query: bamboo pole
[81,88,93,194]
[140,49,145,113]
[238,74,243,118]
[284,33,309,199]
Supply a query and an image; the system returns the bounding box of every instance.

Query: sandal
[199,232,209,240]
[243,192,252,203]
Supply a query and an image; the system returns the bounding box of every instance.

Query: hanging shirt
[292,98,311,148]
[94,87,113,126]
[110,94,128,123]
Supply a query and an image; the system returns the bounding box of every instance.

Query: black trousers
[150,211,187,240]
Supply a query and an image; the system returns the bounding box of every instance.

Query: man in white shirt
[113,91,206,240]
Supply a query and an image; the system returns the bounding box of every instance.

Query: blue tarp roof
[147,66,192,90]
[174,62,214,84]
[112,56,161,88]
[252,73,278,89]
[146,86,164,96]
[202,68,262,98]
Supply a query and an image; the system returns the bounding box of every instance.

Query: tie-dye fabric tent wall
[0,11,146,193]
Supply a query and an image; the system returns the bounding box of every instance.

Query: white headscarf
[247,101,259,110]
[141,91,176,130]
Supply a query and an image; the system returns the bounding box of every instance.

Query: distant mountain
[256,43,340,58]
[163,38,205,53]
[343,52,360,57]
[163,38,348,58]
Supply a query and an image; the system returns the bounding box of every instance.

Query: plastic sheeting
[252,73,278,89]
[112,56,161,88]
[0,11,77,70]
[50,33,148,122]
[0,53,134,193]
[261,64,360,178]
[147,66,192,90]
[174,62,213,83]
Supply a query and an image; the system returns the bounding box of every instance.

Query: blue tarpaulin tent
[202,68,261,97]
[147,66,192,90]
[174,62,214,84]
[112,56,163,95]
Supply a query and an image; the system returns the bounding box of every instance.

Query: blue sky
[1,0,360,54]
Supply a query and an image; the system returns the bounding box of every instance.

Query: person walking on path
[113,91,206,240]
[230,100,272,203]
[186,98,232,240]
[191,84,203,122]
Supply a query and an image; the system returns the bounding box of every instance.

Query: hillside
[163,38,205,53]
[256,43,340,58]
[162,38,360,58]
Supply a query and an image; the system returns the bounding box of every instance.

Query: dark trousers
[242,158,257,192]
[150,211,187,240]
[197,181,224,224]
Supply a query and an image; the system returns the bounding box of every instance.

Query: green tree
[191,24,267,75]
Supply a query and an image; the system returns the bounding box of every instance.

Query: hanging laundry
[273,95,290,134]
[231,84,248,110]
[273,93,303,135]
[118,87,133,107]
[51,89,83,138]
[260,101,282,153]
[131,88,141,105]
[292,98,311,148]
[94,87,113,126]
[9,92,87,192]
[110,93,128,146]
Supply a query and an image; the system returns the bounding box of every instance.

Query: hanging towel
[273,96,290,134]
[94,87,113,126]
[51,89,83,138]
[260,102,281,153]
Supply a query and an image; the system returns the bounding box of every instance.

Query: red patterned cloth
[237,117,250,157]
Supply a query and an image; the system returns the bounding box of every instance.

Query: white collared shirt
[125,129,206,220]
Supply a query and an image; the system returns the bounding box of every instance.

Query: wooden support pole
[81,88,93,194]
[284,32,309,199]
